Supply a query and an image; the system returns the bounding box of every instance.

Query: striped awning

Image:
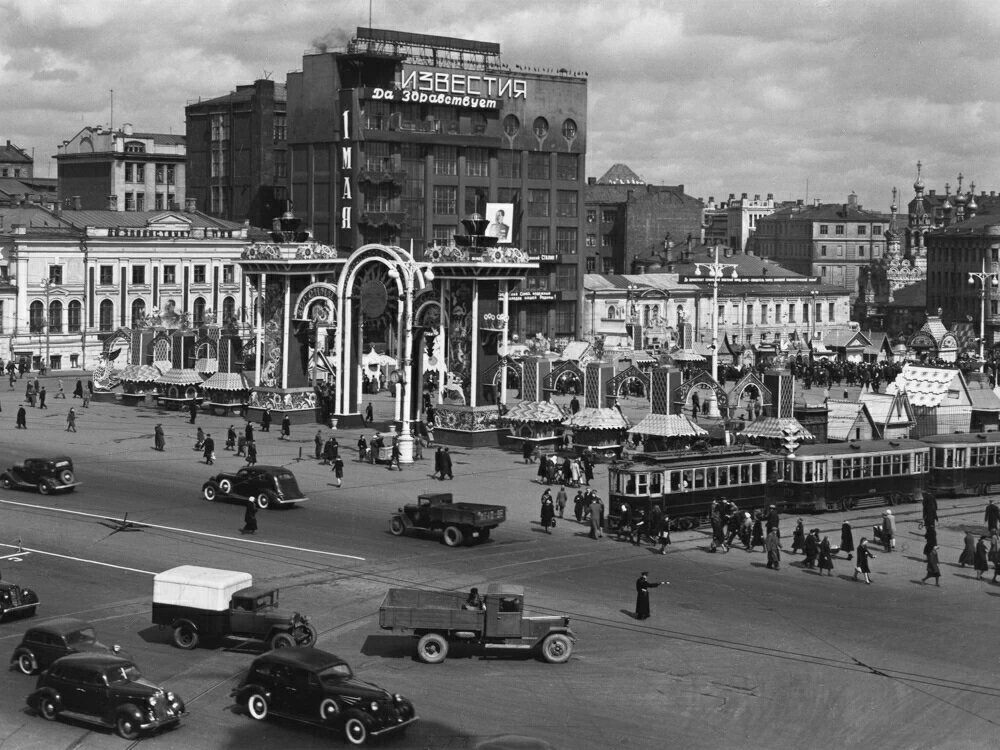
[120,364,163,382]
[741,417,815,441]
[156,368,204,386]
[504,400,566,423]
[201,371,249,391]
[631,413,708,438]
[562,407,630,430]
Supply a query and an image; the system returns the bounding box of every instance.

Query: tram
[607,446,782,530]
[922,432,1000,497]
[779,439,928,512]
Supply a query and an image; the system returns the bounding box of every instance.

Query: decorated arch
[673,370,729,417]
[607,365,650,400]
[543,360,584,395]
[727,372,771,420]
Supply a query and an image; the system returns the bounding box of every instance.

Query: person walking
[65,407,77,432]
[634,572,666,620]
[817,536,834,576]
[195,427,205,451]
[803,529,820,568]
[840,521,855,560]
[791,519,806,554]
[658,516,672,554]
[389,439,402,470]
[73,379,84,399]
[750,512,765,551]
[959,530,977,567]
[765,528,782,570]
[990,533,1000,583]
[588,494,604,539]
[203,434,215,465]
[555,486,568,519]
[582,453,594,486]
[332,456,344,487]
[323,437,338,465]
[38,386,47,409]
[853,538,875,584]
[923,523,938,557]
[440,447,453,480]
[922,491,939,529]
[236,434,247,457]
[154,423,165,451]
[25,383,33,407]
[188,399,198,424]
[240,498,258,535]
[921,545,941,586]
[245,421,254,445]
[522,440,535,464]
[881,510,896,552]
[540,492,555,533]
[56,379,65,399]
[246,440,258,466]
[974,535,990,580]
[766,504,780,537]
[358,435,369,463]
[985,499,1000,535]
[261,408,271,432]
[280,414,291,440]
[573,491,585,523]
[15,405,26,429]
[364,401,373,424]
[314,430,324,459]
[226,425,237,451]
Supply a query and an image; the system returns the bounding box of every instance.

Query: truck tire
[417,633,449,663]
[343,710,370,746]
[541,633,573,664]
[479,528,491,541]
[270,632,296,650]
[389,517,406,536]
[297,624,317,647]
[173,624,199,650]
[442,525,464,547]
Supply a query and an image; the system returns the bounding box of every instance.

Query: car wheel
[59,469,74,485]
[17,653,36,675]
[173,624,199,650]
[0,475,12,490]
[257,492,273,510]
[116,713,140,740]
[343,711,369,746]
[389,517,406,536]
[270,632,296,650]
[416,633,448,663]
[247,691,269,721]
[442,525,464,547]
[298,624,317,647]
[219,479,233,494]
[39,696,58,721]
[319,697,340,722]
[37,480,52,495]
[202,484,218,502]
[541,633,573,664]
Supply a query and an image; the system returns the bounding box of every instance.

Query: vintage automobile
[0,456,79,495]
[10,617,121,675]
[231,647,417,746]
[0,578,39,621]
[26,653,185,740]
[201,465,307,509]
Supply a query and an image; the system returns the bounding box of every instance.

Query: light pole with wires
[693,245,738,381]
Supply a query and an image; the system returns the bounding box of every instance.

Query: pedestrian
[750,512,765,551]
[38,386,47,409]
[226,425,237,451]
[389,439,402,470]
[440,447,453,480]
[236,434,247,457]
[881,509,896,552]
[245,421,254,445]
[990,533,1000,583]
[364,401,373,424]
[765,528,782,569]
[536,453,548,483]
[631,509,647,546]
[588,494,604,539]
[195,427,205,450]
[803,529,819,568]
[240,498,258,535]
[923,523,938,557]
[323,437,337,465]
[56,379,65,399]
[974,535,990,580]
[985,499,1000,535]
[853,538,875,584]
[332,456,344,487]
[582,454,594,486]
[203,434,215,465]
[818,536,834,575]
[921,545,941,586]
[15,405,26,429]
[959,530,977,567]
[65,407,77,432]
[261,408,271,432]
[540,493,555,533]
[650,503,664,540]
[280,414,291,440]
[73,379,83,399]
[554,486,568,518]
[8,372,15,390]
[314,430,324,459]
[573,491,585,523]
[359,435,369,463]
[840,521,855,560]
[25,384,33,407]
[791,518,806,554]
[766,504,780,537]
[188,399,198,424]
[246,440,258,466]
[634,571,666,620]
[922,491,938,529]
[658,516,672,554]
[154,423,165,451]
[522,440,535,464]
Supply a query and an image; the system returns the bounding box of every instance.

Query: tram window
[792,462,802,482]
[625,476,637,494]
[851,458,861,479]
[892,455,901,474]
[650,473,662,494]
[694,469,705,489]
[989,446,997,465]
[804,462,813,482]
[862,456,873,477]
[638,474,649,495]
[670,471,681,492]
[956,449,966,467]
[682,471,693,490]
[902,453,911,473]
[872,457,882,477]
[915,452,924,472]
[718,466,729,486]
[752,464,761,483]
[740,465,751,484]
[945,449,953,468]
[706,468,716,488]
[816,462,826,482]
[730,466,740,485]
[932,449,943,468]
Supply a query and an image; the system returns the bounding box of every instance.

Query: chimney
[754,194,760,201]
[72,196,82,210]
[185,197,197,212]
[122,123,134,136]
[729,193,735,201]
[814,198,821,207]
[767,193,773,200]
[587,177,596,185]
[107,195,118,210]
[741,192,748,200]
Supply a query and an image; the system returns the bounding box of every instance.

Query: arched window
[532,117,549,139]
[48,300,63,333]
[193,297,206,326]
[131,298,146,327]
[99,300,114,332]
[68,300,82,333]
[562,118,578,139]
[29,301,44,332]
[607,305,618,320]
[222,296,236,324]
[503,114,520,136]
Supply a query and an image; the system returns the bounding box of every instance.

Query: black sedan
[201,465,307,509]
[231,647,417,746]
[0,457,79,495]
[11,617,121,675]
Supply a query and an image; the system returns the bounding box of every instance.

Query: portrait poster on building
[485,202,513,244]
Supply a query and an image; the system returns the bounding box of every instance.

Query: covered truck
[378,584,575,664]
[389,492,506,546]
[152,565,316,650]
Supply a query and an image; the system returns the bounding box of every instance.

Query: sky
[4,0,1000,212]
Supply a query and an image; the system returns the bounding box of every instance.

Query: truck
[378,584,575,664]
[152,566,316,651]
[388,493,506,546]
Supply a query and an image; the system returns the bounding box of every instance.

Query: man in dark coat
[922,491,939,530]
[440,447,453,479]
[364,402,374,424]
[154,423,165,451]
[766,504,781,537]
[203,434,215,465]
[570,395,580,414]
[246,440,258,466]
[245,421,254,444]
[261,408,271,432]
[241,498,258,535]
[634,572,666,620]
[15,405,26,429]
[985,499,1000,535]
[280,414,291,440]
[588,494,604,539]
[189,399,198,424]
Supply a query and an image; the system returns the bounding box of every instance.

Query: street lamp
[40,276,62,374]
[388,255,435,464]
[809,289,819,362]
[968,258,999,363]
[694,245,738,381]
[625,283,638,349]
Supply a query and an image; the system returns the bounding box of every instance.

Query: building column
[254,272,265,387]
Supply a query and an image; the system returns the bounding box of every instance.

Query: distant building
[55,125,186,212]
[186,79,288,228]
[0,140,33,179]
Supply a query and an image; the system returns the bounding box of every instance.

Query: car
[0,579,39,621]
[10,618,121,675]
[231,647,417,746]
[0,456,79,495]
[201,465,307,509]
[26,653,185,740]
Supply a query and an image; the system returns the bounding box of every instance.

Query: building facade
[186,79,288,227]
[55,126,186,212]
[286,26,587,343]
[0,205,247,371]
[0,140,33,179]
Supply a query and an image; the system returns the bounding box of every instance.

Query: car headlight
[393,693,402,703]
[166,691,175,702]
[148,696,158,706]
[370,701,379,711]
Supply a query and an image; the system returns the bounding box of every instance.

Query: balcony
[357,168,407,187]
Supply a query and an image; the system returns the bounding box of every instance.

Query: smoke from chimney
[311,27,352,53]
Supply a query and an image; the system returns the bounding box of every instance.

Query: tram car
[607,446,782,531]
[779,439,928,512]
[922,431,1000,497]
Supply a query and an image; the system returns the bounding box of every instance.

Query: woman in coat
[791,519,806,554]
[854,538,875,584]
[922,545,941,585]
[803,530,820,569]
[540,495,555,534]
[817,536,834,576]
[959,531,977,567]
[750,513,765,550]
[990,533,1000,583]
[974,535,990,580]
[240,499,258,535]
[764,529,782,570]
[840,521,855,561]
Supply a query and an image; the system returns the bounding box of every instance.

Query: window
[835,225,844,235]
[432,225,454,246]
[820,245,827,256]
[803,302,809,322]
[131,266,145,285]
[601,234,612,248]
[99,266,113,285]
[155,193,164,210]
[465,148,488,177]
[48,265,63,285]
[131,298,146,327]
[125,193,135,211]
[821,266,827,277]
[586,234,596,247]
[857,225,866,235]
[788,304,795,323]
[528,189,550,217]
[815,303,823,322]
[532,117,549,139]
[502,114,520,136]
[556,190,577,218]
[273,115,287,142]
[498,150,520,178]
[433,185,457,215]
[223,296,236,324]
[586,256,597,273]
[156,164,165,184]
[873,225,882,234]
[193,297,206,326]
[859,245,865,257]
[68,300,82,333]
[556,228,578,254]
[223,265,235,284]
[819,225,828,235]
[210,114,229,141]
[193,265,206,284]
[602,210,616,224]
[433,146,457,176]
[99,300,114,332]
[527,227,549,254]
[211,186,226,214]
[463,186,486,217]
[556,153,578,181]
[125,163,133,183]
[527,153,549,180]
[163,265,176,284]
[761,304,769,324]
[29,301,44,332]
[211,148,228,178]
[554,265,577,291]
[561,119,578,139]
[275,151,287,179]
[136,193,145,211]
[829,302,835,321]
[746,303,754,324]
[586,209,597,223]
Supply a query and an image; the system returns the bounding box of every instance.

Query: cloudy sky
[4,0,1000,211]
